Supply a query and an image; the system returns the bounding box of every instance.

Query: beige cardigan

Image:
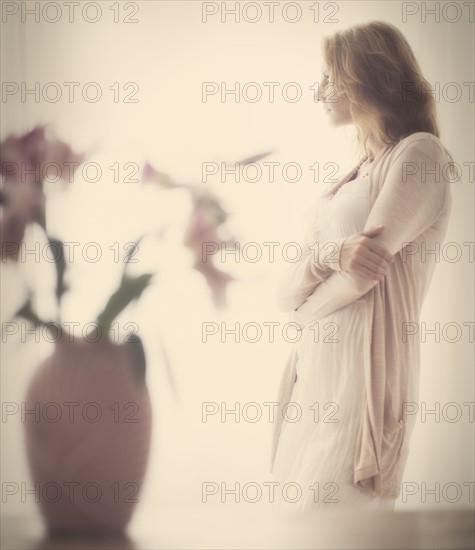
[270,131,453,498]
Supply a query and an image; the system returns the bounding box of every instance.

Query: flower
[144,152,275,310]
[0,182,43,261]
[183,196,236,310]
[0,125,85,186]
[5,132,272,332]
[0,125,85,261]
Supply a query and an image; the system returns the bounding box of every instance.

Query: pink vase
[24,335,152,536]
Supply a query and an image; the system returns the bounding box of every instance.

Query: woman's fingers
[339,228,394,279]
[354,246,393,278]
[359,226,393,263]
[360,248,392,273]
[353,260,385,280]
[364,238,394,263]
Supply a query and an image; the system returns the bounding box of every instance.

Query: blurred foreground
[1,504,474,549]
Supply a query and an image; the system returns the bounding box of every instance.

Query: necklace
[356,157,374,179]
[327,156,374,200]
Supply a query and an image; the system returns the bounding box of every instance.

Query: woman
[270,21,456,512]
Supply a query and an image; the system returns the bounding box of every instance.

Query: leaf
[15,297,49,327]
[47,238,67,304]
[125,332,147,386]
[96,273,154,335]
[124,235,145,264]
[227,149,275,167]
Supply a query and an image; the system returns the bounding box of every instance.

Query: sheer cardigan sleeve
[292,136,450,327]
[275,232,347,313]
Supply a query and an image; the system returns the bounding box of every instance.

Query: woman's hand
[340,225,394,281]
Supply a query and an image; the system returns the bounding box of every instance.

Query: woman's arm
[292,136,451,327]
[275,234,347,312]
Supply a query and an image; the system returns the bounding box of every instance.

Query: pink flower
[0,125,85,186]
[0,181,44,261]
[183,198,235,309]
[0,126,85,261]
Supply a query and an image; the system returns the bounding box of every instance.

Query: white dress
[271,171,397,512]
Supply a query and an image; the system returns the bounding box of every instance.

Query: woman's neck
[367,136,385,161]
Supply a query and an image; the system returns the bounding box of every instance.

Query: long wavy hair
[321,21,457,179]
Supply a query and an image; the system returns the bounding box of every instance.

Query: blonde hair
[322,20,457,180]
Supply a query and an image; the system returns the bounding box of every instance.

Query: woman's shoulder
[384,131,449,166]
[393,131,446,155]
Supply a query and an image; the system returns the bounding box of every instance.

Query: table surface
[1,506,475,549]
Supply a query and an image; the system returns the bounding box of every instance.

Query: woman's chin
[326,116,349,128]
[325,111,337,125]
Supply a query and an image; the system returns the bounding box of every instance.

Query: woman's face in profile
[319,65,353,126]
